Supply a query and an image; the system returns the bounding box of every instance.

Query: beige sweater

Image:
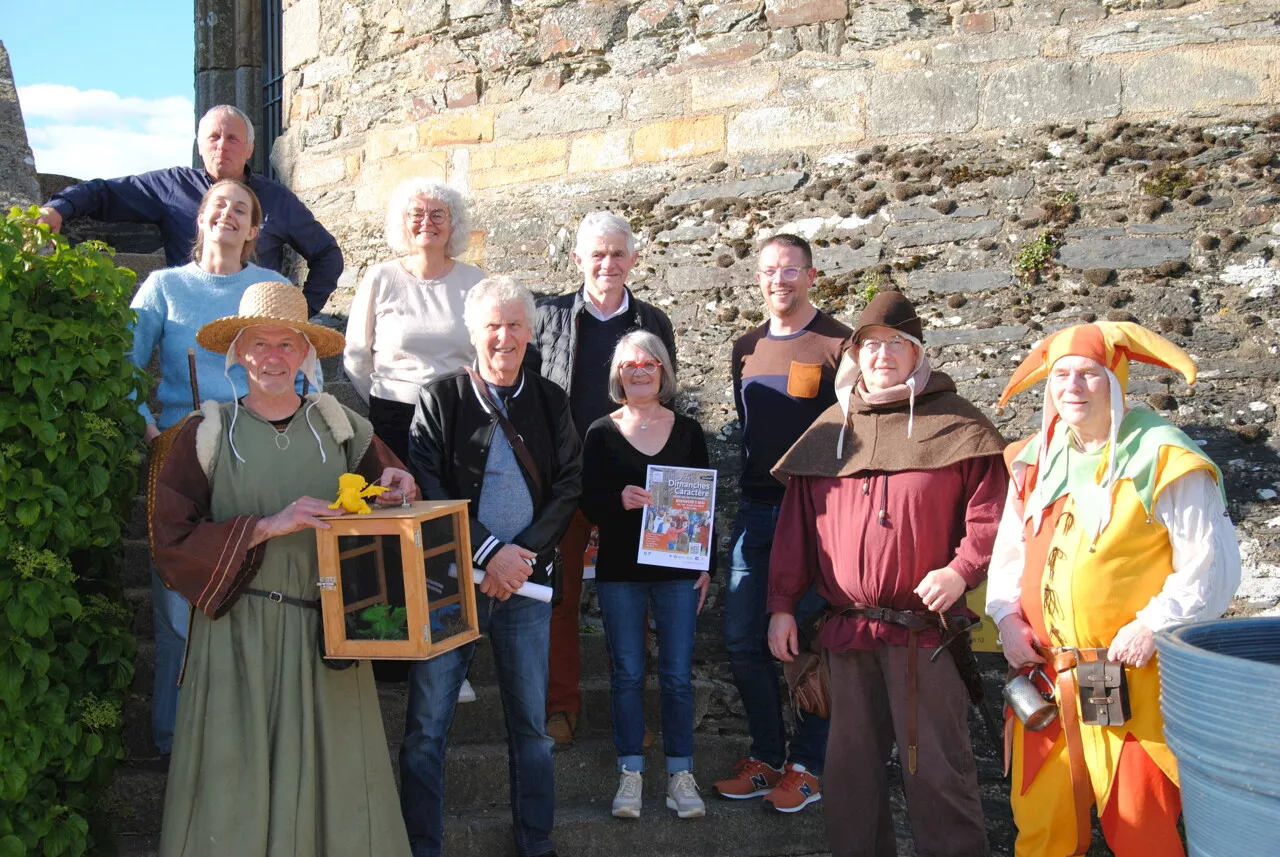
[343,259,486,403]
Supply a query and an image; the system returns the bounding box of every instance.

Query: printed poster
[638,465,716,572]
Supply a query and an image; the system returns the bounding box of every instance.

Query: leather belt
[244,588,320,610]
[1036,644,1108,857]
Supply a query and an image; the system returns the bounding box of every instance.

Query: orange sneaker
[762,763,822,813]
[714,757,783,799]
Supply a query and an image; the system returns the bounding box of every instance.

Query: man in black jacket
[525,211,677,747]
[402,276,582,857]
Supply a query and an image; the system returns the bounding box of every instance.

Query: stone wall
[197,0,266,172]
[0,41,40,210]
[268,0,1280,610]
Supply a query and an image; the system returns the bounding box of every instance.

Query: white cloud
[17,84,195,179]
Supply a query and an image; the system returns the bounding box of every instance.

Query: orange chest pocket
[787,361,823,399]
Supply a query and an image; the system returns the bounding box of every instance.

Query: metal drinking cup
[1004,666,1059,731]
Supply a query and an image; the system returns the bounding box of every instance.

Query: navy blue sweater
[46,166,342,316]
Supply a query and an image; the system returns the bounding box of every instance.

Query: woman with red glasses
[580,330,715,822]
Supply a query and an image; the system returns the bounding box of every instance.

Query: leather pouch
[784,650,830,720]
[1077,658,1129,726]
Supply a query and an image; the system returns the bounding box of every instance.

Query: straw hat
[196,281,345,358]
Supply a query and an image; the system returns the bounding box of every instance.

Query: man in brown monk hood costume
[767,292,1007,857]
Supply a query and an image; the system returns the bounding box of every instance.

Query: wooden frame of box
[314,500,479,660]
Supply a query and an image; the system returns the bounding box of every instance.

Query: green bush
[0,208,147,857]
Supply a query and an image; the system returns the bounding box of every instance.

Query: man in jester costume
[986,321,1241,857]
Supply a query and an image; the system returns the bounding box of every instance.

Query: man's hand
[768,612,799,663]
[251,496,342,546]
[373,467,419,505]
[144,423,162,445]
[1108,618,1156,668]
[36,207,63,233]
[997,614,1046,670]
[620,485,653,511]
[480,543,536,601]
[914,567,967,613]
[693,572,710,614]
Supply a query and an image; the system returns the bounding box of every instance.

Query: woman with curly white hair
[344,178,485,463]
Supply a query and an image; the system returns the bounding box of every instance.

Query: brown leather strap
[833,603,939,631]
[906,629,919,776]
[465,367,544,497]
[187,348,200,409]
[1050,649,1094,857]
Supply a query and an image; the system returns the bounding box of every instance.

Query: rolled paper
[447,564,553,603]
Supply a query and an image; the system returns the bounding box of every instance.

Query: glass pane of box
[339,533,408,642]
[420,515,455,551]
[425,549,470,645]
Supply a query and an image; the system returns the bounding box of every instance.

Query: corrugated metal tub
[1157,617,1280,857]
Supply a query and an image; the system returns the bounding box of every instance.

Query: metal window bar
[261,0,284,179]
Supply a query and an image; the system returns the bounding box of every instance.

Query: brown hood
[772,371,1007,480]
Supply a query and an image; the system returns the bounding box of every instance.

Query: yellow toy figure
[330,472,389,514]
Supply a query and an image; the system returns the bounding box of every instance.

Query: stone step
[122,674,718,760]
[114,251,167,284]
[110,787,831,857]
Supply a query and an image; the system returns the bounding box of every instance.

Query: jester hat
[999,321,1198,539]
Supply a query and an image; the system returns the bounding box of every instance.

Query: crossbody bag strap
[464,366,544,499]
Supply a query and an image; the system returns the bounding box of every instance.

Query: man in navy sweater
[37,104,342,316]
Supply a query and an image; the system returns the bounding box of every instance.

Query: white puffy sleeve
[985,481,1027,626]
[1135,469,1242,632]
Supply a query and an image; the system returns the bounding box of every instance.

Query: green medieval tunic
[150,393,410,857]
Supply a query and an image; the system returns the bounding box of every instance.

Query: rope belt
[244,588,320,610]
[1035,644,1110,857]
[831,604,973,777]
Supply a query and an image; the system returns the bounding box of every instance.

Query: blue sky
[3,0,195,179]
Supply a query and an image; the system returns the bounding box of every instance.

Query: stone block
[928,325,1029,347]
[282,0,320,71]
[764,0,846,29]
[634,116,726,163]
[303,115,339,147]
[471,159,569,191]
[294,155,346,190]
[537,3,628,61]
[666,266,731,291]
[632,0,687,37]
[494,86,625,139]
[1057,237,1192,270]
[691,66,779,111]
[303,56,350,87]
[799,69,870,102]
[1076,20,1215,57]
[669,32,770,72]
[418,110,494,147]
[471,138,569,172]
[909,268,1012,295]
[478,28,528,72]
[695,0,761,36]
[626,80,687,121]
[366,125,419,161]
[728,105,861,152]
[884,219,1002,248]
[608,40,677,78]
[868,69,979,136]
[954,11,995,35]
[981,61,1121,129]
[355,152,448,211]
[1123,46,1279,114]
[932,34,1039,65]
[446,75,480,108]
[813,242,883,274]
[569,130,632,173]
[421,38,478,82]
[661,171,807,206]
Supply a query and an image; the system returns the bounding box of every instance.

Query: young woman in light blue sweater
[128,179,301,758]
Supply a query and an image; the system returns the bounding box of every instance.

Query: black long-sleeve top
[580,412,717,582]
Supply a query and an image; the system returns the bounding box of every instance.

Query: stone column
[0,40,41,208]
[194,0,264,172]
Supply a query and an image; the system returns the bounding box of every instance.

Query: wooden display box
[315,500,480,661]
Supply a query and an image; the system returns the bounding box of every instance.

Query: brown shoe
[547,711,577,749]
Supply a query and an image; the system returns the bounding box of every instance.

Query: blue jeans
[151,569,190,755]
[400,593,554,857]
[597,579,700,774]
[723,500,830,772]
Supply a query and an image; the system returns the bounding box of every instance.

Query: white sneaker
[612,767,643,818]
[666,770,706,818]
[457,678,476,704]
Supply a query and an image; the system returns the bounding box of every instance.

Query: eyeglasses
[406,208,449,225]
[619,360,661,376]
[858,335,912,355]
[756,267,806,282]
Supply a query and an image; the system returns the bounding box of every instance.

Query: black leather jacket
[525,287,678,395]
[407,368,583,585]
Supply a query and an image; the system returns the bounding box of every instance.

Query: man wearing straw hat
[149,281,417,857]
[987,321,1241,857]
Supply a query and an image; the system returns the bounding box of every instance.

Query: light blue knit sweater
[129,262,320,430]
